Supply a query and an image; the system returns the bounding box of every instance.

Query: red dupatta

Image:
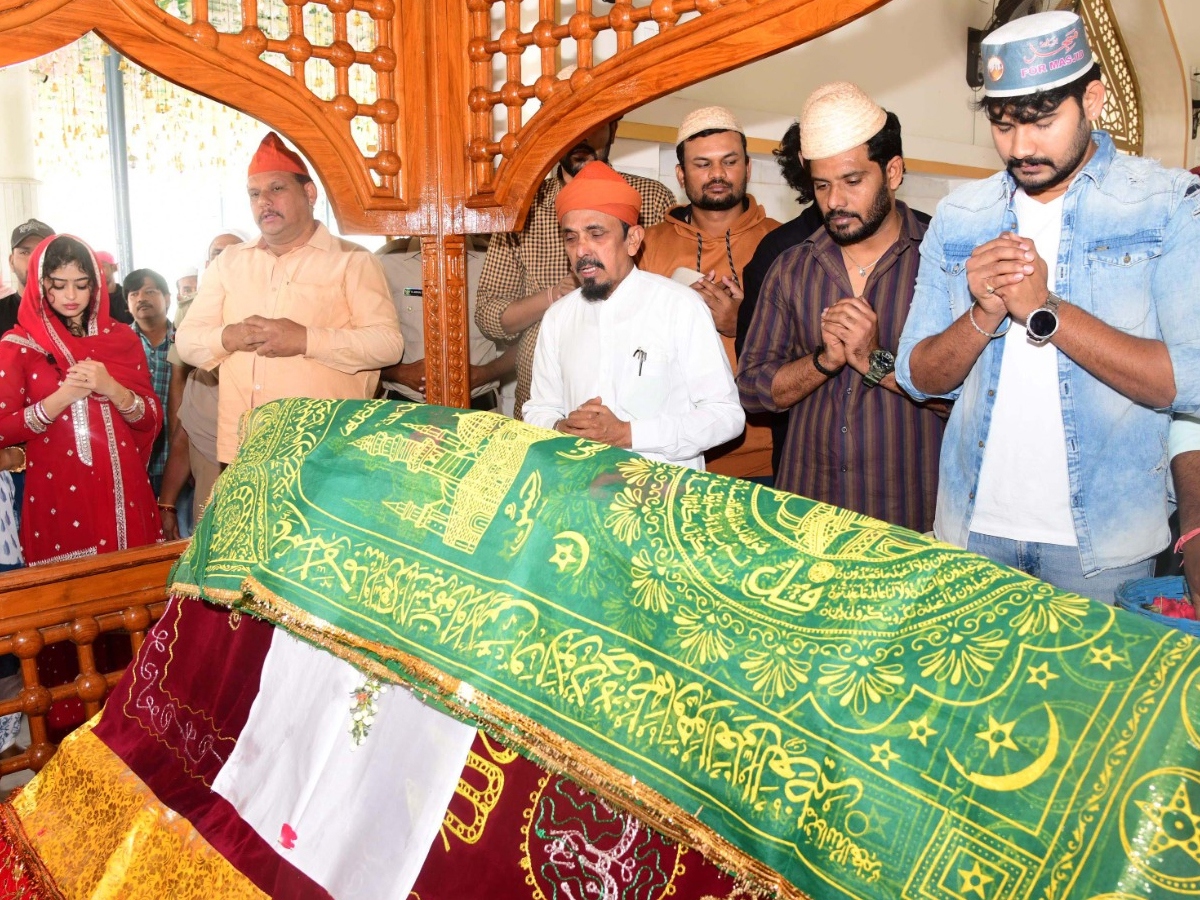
[14,235,153,394]
[7,235,158,467]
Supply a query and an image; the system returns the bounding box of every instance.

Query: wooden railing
[0,542,184,777]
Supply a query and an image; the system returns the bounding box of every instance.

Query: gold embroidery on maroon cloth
[440,732,517,851]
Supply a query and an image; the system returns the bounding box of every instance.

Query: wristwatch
[863,348,895,388]
[1026,292,1063,344]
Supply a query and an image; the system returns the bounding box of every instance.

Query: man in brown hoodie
[640,107,779,482]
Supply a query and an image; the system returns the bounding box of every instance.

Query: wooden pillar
[415,0,471,409]
[421,234,470,407]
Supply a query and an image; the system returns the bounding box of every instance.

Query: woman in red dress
[0,235,162,564]
[0,235,163,737]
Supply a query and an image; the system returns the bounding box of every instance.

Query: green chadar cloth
[174,398,1200,900]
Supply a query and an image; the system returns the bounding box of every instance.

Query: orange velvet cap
[248,132,311,178]
[555,161,641,226]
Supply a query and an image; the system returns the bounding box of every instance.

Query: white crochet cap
[798,82,887,161]
[676,106,744,146]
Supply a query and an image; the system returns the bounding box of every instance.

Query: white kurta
[523,267,745,470]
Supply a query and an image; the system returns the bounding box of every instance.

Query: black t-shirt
[107,285,133,325]
[0,292,19,337]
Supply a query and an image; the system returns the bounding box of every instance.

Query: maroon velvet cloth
[409,731,742,900]
[93,597,330,900]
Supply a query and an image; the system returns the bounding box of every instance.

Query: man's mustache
[575,256,606,276]
[824,208,862,226]
[704,179,733,192]
[1007,156,1054,171]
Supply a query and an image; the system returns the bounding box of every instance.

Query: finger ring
[984,281,995,295]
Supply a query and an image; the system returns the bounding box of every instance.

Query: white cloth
[1171,414,1200,460]
[970,190,1076,545]
[523,267,744,469]
[212,630,476,900]
[0,472,20,566]
[378,247,509,402]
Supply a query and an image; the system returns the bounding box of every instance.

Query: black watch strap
[812,344,843,378]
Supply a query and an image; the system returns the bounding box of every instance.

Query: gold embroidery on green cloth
[171,398,1200,900]
[199,573,812,900]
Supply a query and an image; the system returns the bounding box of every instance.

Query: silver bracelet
[968,303,1010,339]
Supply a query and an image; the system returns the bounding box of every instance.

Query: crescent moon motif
[945,703,1060,793]
[550,530,591,575]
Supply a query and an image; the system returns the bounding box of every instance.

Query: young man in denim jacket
[895,10,1200,604]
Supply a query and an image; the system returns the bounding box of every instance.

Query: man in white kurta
[522,161,743,470]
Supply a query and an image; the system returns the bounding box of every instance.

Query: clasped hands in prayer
[43,359,133,416]
[964,231,1050,329]
[692,272,742,338]
[222,315,308,357]
[820,297,880,375]
[555,397,632,449]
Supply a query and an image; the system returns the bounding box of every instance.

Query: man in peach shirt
[176,133,404,463]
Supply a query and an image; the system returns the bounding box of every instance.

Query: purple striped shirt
[737,203,944,532]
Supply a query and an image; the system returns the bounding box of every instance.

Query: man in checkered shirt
[124,267,177,495]
[475,119,675,420]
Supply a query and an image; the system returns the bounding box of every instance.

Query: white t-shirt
[1171,414,1200,460]
[970,189,1076,545]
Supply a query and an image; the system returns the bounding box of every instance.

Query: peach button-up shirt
[175,223,403,462]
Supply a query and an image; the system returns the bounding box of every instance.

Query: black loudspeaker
[966,27,985,90]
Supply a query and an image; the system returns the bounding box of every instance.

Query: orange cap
[248,132,310,178]
[555,161,641,226]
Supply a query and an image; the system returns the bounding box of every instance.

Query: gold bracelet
[115,390,138,415]
[8,446,25,473]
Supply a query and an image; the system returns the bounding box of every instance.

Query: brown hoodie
[640,195,779,478]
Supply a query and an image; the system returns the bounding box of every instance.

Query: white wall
[1162,0,1200,167]
[1111,0,1188,167]
[611,0,1194,218]
[628,0,999,172]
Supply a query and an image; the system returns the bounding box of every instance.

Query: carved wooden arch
[0,0,888,406]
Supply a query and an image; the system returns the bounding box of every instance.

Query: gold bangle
[8,446,25,473]
[115,389,138,415]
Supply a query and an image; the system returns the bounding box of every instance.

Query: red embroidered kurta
[0,337,162,564]
[0,235,162,566]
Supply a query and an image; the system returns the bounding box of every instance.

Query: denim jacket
[896,132,1200,573]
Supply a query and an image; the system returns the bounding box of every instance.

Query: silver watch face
[871,349,896,370]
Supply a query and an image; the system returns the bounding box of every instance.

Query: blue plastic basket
[1115,575,1200,638]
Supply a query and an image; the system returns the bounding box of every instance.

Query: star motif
[976,715,1018,758]
[1026,662,1058,689]
[907,715,938,748]
[548,542,579,573]
[1088,644,1125,671]
[869,739,900,771]
[957,860,994,899]
[1136,781,1200,862]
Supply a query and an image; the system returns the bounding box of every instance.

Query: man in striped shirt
[737,83,944,533]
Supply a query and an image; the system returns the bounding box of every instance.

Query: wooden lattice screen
[1080,0,1142,156]
[0,0,886,405]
